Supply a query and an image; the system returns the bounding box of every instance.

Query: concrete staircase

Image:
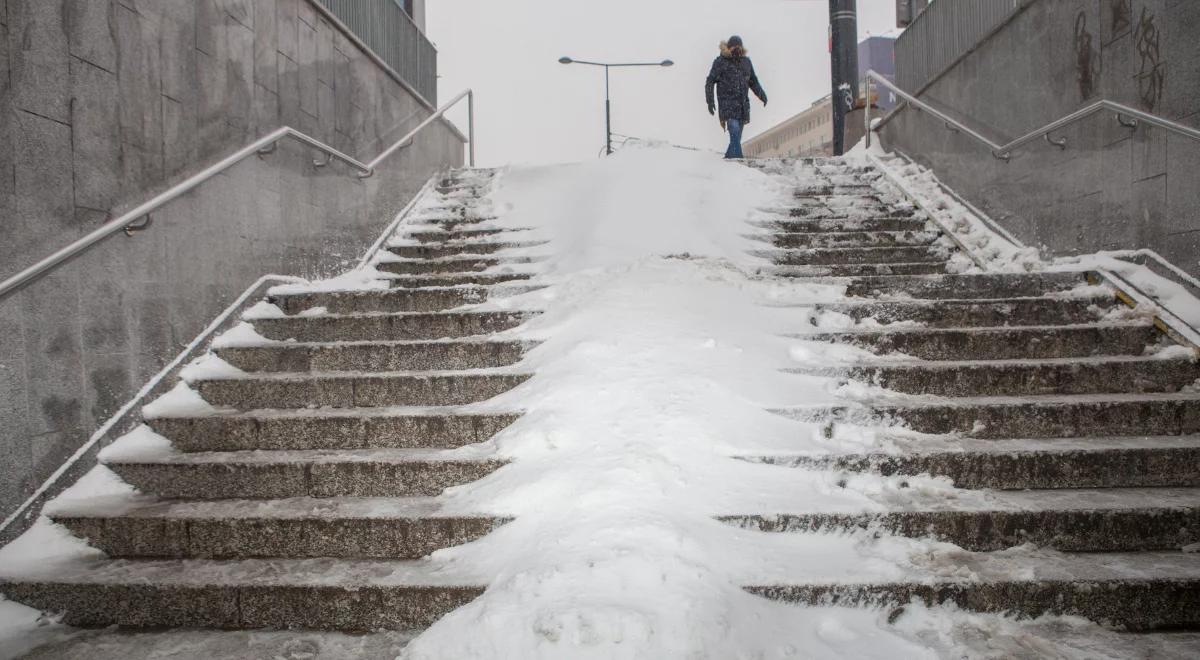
[0,169,538,633]
[734,159,1200,632]
[5,158,1200,648]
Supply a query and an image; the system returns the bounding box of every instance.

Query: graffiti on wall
[1133,7,1164,110]
[1074,11,1098,100]
[1109,0,1132,38]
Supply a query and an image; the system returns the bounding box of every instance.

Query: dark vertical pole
[605,66,613,156]
[829,0,859,156]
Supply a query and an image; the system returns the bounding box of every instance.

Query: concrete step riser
[268,289,488,315]
[386,243,527,260]
[766,219,929,233]
[722,509,1200,552]
[771,232,939,249]
[789,446,1200,490]
[388,273,533,288]
[108,460,505,499]
[802,400,1200,438]
[252,313,533,342]
[0,582,482,631]
[56,515,508,560]
[148,414,519,452]
[781,263,950,278]
[819,359,1200,398]
[774,247,946,266]
[812,299,1113,328]
[843,273,1090,300]
[802,325,1161,361]
[789,208,914,220]
[217,342,528,373]
[749,580,1200,631]
[378,259,505,275]
[408,229,522,243]
[195,374,529,410]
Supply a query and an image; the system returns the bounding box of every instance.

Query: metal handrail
[863,71,1200,160]
[0,90,475,302]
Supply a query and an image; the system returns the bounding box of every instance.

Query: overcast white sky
[428,0,900,166]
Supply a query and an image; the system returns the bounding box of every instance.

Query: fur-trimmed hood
[719,41,748,58]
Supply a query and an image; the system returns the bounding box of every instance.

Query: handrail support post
[864,76,872,150]
[468,91,476,168]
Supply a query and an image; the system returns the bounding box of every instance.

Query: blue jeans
[724,118,744,159]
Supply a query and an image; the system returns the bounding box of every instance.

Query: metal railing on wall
[895,0,1024,92]
[316,0,437,105]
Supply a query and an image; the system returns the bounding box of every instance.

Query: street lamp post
[559,57,674,156]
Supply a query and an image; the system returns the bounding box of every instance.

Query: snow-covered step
[217,339,533,373]
[0,556,484,630]
[767,245,949,267]
[192,372,530,410]
[251,310,536,342]
[376,255,536,276]
[795,355,1200,397]
[747,551,1200,631]
[148,409,518,452]
[842,271,1092,300]
[768,230,940,249]
[790,323,1161,360]
[779,392,1200,438]
[746,435,1200,490]
[386,241,546,260]
[721,487,1200,551]
[385,272,535,289]
[414,216,500,230]
[803,296,1117,328]
[407,227,532,243]
[50,495,509,559]
[790,194,888,207]
[757,217,930,233]
[105,448,505,499]
[774,262,950,278]
[266,288,498,315]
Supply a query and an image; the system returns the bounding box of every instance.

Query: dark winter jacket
[705,41,767,123]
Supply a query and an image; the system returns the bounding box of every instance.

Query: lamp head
[558,57,574,64]
[661,59,674,67]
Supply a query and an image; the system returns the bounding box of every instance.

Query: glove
[762,97,768,107]
[708,103,715,116]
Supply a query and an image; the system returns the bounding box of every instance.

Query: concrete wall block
[195,49,230,161]
[252,82,280,137]
[161,93,198,180]
[81,349,132,436]
[220,0,253,30]
[1163,123,1200,236]
[13,109,74,235]
[9,0,70,122]
[1127,0,1169,114]
[19,269,84,439]
[1131,173,1168,248]
[277,51,300,127]
[297,0,315,29]
[316,16,333,86]
[333,49,351,135]
[317,78,334,136]
[114,4,162,153]
[297,17,317,118]
[276,0,297,61]
[65,0,116,72]
[0,301,32,515]
[252,0,277,94]
[69,57,120,211]
[226,16,255,132]
[0,21,14,201]
[1130,122,1168,181]
[195,0,224,57]
[158,0,196,103]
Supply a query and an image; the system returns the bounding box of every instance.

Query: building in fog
[743,94,834,158]
[859,35,898,111]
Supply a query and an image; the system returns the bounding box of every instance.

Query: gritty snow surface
[392,146,1045,659]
